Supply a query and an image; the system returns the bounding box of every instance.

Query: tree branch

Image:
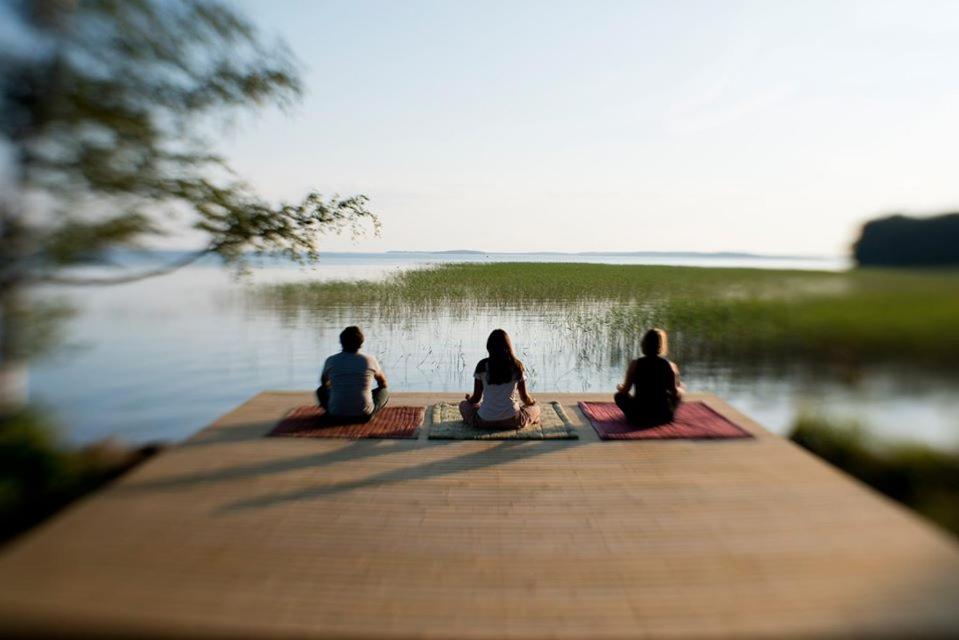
[35,248,213,286]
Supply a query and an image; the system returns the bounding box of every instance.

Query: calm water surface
[30,252,959,450]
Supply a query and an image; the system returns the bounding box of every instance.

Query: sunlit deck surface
[1,392,958,639]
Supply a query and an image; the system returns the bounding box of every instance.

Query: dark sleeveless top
[631,356,679,417]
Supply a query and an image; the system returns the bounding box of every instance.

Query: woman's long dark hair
[485,329,524,384]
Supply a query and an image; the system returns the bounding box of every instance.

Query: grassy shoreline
[789,415,959,536]
[261,262,959,368]
[0,409,162,546]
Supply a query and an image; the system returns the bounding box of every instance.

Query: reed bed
[259,263,959,368]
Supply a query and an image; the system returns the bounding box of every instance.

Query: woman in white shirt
[459,329,540,429]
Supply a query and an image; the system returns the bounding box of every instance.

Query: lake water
[29,252,959,450]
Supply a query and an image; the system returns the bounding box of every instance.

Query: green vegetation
[1,0,373,544]
[789,414,959,536]
[269,262,832,302]
[0,410,160,545]
[854,212,959,266]
[2,0,377,409]
[261,263,959,367]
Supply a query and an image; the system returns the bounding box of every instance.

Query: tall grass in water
[261,263,959,368]
[789,414,959,536]
[269,262,847,303]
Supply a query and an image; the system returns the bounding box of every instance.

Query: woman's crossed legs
[458,400,541,429]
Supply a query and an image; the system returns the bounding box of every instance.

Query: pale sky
[218,0,959,256]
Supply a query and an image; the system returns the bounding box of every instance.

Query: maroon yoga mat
[268,406,424,439]
[578,401,753,440]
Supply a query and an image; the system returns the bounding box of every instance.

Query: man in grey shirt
[317,326,389,421]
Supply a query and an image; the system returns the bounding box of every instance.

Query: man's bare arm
[617,360,637,393]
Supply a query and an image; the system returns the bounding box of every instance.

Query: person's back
[630,355,678,422]
[614,328,684,426]
[459,329,541,429]
[317,326,389,420]
[473,358,522,422]
[322,351,381,416]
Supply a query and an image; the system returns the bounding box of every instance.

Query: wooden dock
[0,392,957,638]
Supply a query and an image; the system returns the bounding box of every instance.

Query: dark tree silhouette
[853,213,959,267]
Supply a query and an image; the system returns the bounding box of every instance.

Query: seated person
[459,329,540,429]
[614,328,685,427]
[317,326,389,422]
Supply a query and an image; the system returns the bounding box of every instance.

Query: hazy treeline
[789,415,959,536]
[854,213,959,266]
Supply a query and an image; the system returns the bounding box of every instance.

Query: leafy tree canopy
[853,213,959,267]
[1,0,379,287]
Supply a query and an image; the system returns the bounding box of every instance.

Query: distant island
[854,212,959,266]
[386,249,821,260]
[387,249,488,255]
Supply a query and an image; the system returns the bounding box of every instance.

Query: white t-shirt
[474,359,524,422]
[321,351,383,416]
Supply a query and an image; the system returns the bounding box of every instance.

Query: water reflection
[251,283,959,449]
[29,259,959,450]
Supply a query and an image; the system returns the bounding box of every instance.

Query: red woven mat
[578,401,753,440]
[268,406,424,439]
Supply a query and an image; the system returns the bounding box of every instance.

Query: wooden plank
[0,392,956,639]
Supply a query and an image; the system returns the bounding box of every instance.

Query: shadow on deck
[0,392,957,638]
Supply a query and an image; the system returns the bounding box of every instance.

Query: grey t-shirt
[321,351,383,416]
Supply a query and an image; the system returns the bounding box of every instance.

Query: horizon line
[135,247,843,261]
[380,249,840,260]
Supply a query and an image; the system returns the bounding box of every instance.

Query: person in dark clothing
[614,328,684,427]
